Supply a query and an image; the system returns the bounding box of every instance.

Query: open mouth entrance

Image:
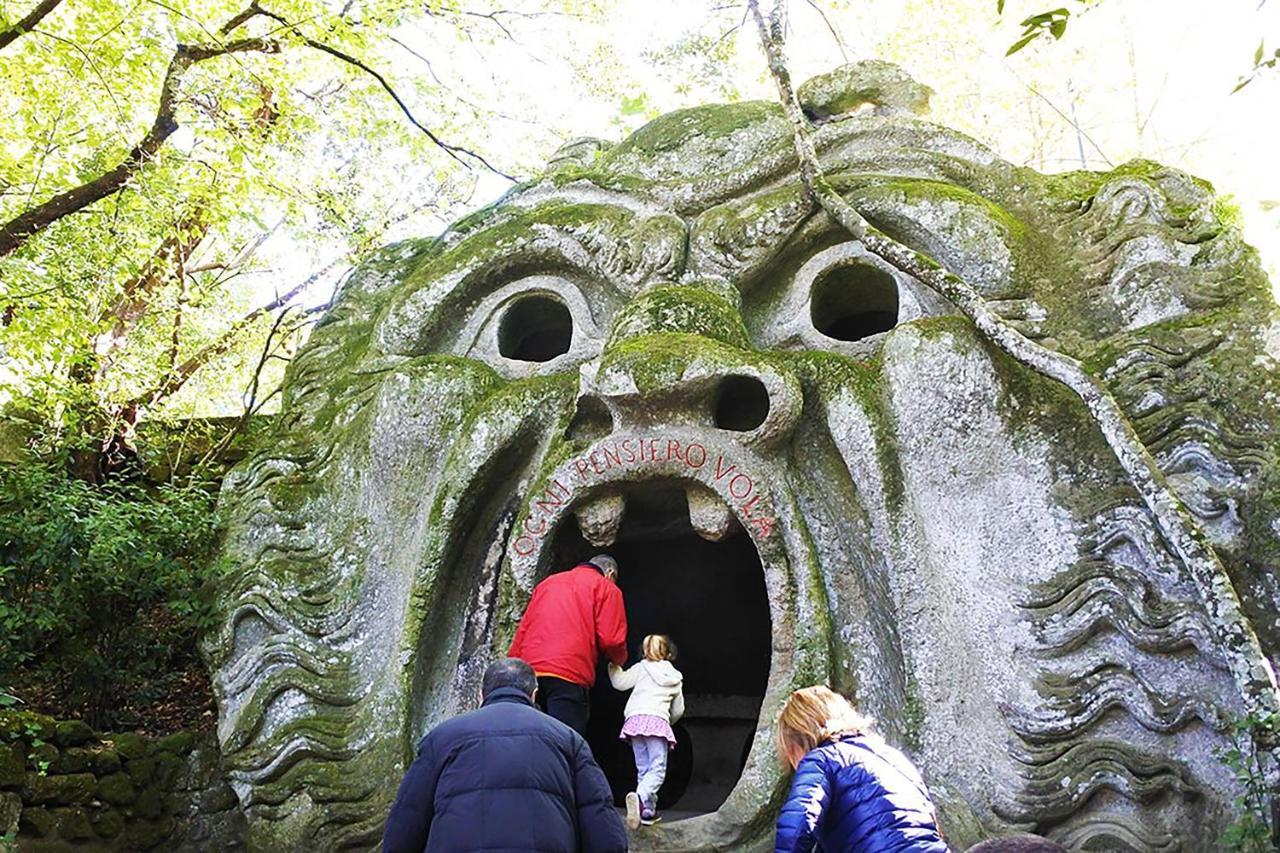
[547,482,772,817]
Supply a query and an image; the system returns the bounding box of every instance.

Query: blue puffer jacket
[382,687,627,852]
[774,734,948,853]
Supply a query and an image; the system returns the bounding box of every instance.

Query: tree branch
[0,0,63,51]
[749,0,1280,769]
[0,32,278,258]
[164,252,189,376]
[251,3,514,179]
[133,254,336,409]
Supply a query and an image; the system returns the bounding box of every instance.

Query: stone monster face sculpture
[206,63,1280,851]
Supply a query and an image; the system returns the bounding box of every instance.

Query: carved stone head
[206,62,1280,850]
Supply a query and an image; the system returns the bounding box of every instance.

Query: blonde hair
[642,634,677,662]
[775,686,873,768]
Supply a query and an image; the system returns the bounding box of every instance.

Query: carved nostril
[499,294,572,362]
[713,375,770,432]
[811,262,899,341]
[566,395,613,442]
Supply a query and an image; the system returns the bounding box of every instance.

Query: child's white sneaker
[641,814,661,826]
[625,792,641,830]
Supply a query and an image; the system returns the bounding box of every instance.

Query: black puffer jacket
[382,687,627,853]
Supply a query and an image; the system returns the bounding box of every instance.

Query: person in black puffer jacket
[383,657,628,853]
[774,686,948,853]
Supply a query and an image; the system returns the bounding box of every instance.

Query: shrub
[0,462,224,729]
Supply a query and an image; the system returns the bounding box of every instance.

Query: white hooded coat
[608,659,685,723]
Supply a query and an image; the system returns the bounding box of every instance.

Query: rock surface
[206,61,1280,851]
[0,711,242,850]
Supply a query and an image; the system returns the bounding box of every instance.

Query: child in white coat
[608,634,685,829]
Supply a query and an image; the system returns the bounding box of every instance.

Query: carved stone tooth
[687,485,738,541]
[573,492,625,547]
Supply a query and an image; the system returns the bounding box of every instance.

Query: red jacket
[508,564,628,687]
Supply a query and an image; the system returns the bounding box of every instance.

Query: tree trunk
[0,0,63,51]
[749,0,1280,772]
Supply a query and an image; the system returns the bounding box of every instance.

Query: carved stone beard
[204,63,1280,852]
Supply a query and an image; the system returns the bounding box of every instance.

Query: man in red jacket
[508,554,628,735]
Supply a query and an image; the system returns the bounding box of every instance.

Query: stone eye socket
[810,262,899,341]
[713,375,770,432]
[498,293,573,362]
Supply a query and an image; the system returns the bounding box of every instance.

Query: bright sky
[7,1,1278,417]
[240,0,1280,361]
[414,0,1280,295]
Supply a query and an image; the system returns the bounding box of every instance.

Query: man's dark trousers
[537,675,590,735]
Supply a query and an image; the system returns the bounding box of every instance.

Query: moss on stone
[123,815,173,849]
[844,175,1030,242]
[1041,159,1173,203]
[602,101,782,159]
[89,806,125,838]
[96,771,136,806]
[53,748,90,775]
[154,732,194,756]
[108,733,147,761]
[51,721,93,748]
[0,790,19,835]
[782,348,908,516]
[124,756,157,787]
[901,674,926,752]
[27,773,95,806]
[29,742,57,771]
[599,331,777,395]
[132,786,168,820]
[18,805,54,837]
[53,806,94,841]
[0,744,24,788]
[89,747,120,776]
[609,285,750,348]
[0,711,55,743]
[798,61,933,118]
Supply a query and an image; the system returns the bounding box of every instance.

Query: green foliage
[998,2,1093,55]
[999,1,1277,93]
[0,460,224,728]
[23,719,50,775]
[1236,39,1280,92]
[1216,711,1279,852]
[0,0,612,434]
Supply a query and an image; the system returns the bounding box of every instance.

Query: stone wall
[0,711,243,851]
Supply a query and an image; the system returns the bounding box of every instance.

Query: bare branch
[134,254,336,408]
[220,2,261,34]
[164,254,189,375]
[0,0,63,51]
[252,3,514,179]
[1009,68,1114,168]
[196,306,295,468]
[459,10,516,41]
[88,210,210,382]
[748,0,1280,765]
[802,0,848,62]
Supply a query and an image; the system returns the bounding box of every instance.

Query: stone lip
[797,60,934,119]
[508,428,818,848]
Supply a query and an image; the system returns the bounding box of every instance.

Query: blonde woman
[773,686,947,853]
[608,634,685,829]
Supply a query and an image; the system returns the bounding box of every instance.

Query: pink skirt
[619,714,676,746]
